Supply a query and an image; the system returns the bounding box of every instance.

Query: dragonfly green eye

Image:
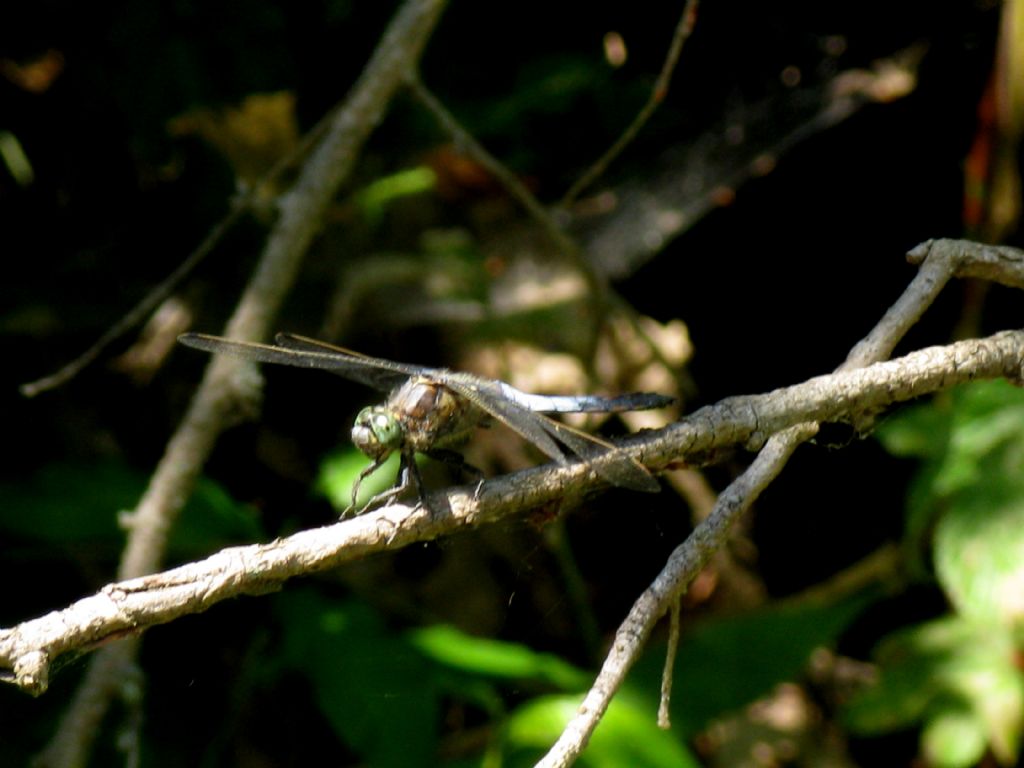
[352,406,403,459]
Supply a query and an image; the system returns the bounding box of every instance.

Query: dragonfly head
[352,406,403,460]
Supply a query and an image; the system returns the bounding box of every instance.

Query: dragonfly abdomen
[500,387,674,414]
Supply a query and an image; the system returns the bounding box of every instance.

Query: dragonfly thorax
[352,406,403,460]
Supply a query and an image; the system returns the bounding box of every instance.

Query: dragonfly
[178,332,673,511]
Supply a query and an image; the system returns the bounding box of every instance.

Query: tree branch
[3,328,1022,696]
[536,422,815,768]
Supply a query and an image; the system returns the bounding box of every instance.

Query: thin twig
[31,2,449,765]
[4,328,1023,695]
[537,421,815,768]
[18,91,339,399]
[559,0,700,208]
[405,74,593,279]
[657,599,681,729]
[18,207,244,398]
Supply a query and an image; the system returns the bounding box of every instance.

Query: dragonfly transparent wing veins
[178,332,673,506]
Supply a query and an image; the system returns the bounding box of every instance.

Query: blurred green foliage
[266,584,869,765]
[652,593,873,734]
[0,459,263,560]
[846,381,1024,767]
[317,447,402,511]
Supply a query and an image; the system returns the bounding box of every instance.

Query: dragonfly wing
[448,375,660,492]
[179,333,417,391]
[496,382,674,414]
[537,416,662,493]
[274,333,389,360]
[271,333,433,389]
[444,377,567,463]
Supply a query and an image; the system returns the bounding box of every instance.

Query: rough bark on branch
[3,329,1021,696]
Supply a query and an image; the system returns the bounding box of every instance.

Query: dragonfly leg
[352,450,474,519]
[347,450,425,517]
[398,451,429,508]
[400,451,457,517]
[346,457,390,517]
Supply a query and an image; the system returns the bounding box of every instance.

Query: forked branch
[535,238,1024,768]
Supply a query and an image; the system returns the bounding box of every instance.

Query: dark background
[0,1,1008,765]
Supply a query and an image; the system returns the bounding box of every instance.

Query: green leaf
[844,617,975,733]
[877,381,1024,617]
[355,166,437,225]
[844,616,1024,764]
[0,460,144,543]
[0,460,260,555]
[876,380,1024,491]
[934,485,1024,623]
[876,399,951,459]
[409,624,589,690]
[922,705,988,768]
[316,449,400,512]
[504,692,699,768]
[275,590,441,767]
